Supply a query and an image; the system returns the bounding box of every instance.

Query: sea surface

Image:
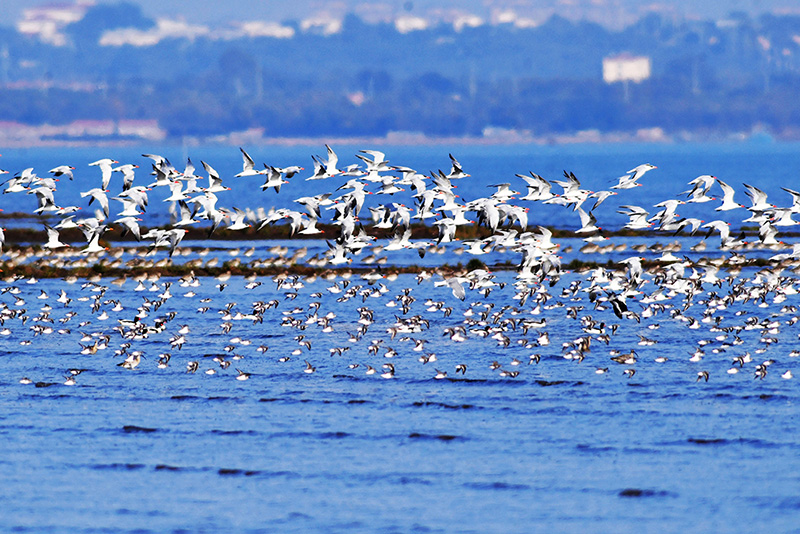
[1,141,800,533]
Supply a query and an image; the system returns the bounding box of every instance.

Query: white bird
[684,175,717,203]
[113,164,139,190]
[89,158,119,190]
[80,188,110,218]
[43,225,69,249]
[274,165,304,179]
[744,183,773,213]
[355,149,390,173]
[715,178,743,211]
[294,193,333,219]
[149,228,188,257]
[235,148,264,177]
[202,161,230,193]
[260,166,288,193]
[517,172,554,201]
[163,181,188,203]
[49,165,75,180]
[618,205,652,230]
[114,197,143,217]
[702,220,742,248]
[320,145,341,178]
[575,208,601,235]
[173,200,199,227]
[305,147,340,181]
[611,163,656,189]
[434,218,457,244]
[114,216,142,241]
[30,186,60,214]
[772,208,798,227]
[446,153,469,179]
[489,183,518,202]
[81,228,108,255]
[445,276,467,301]
[223,207,251,231]
[376,176,405,195]
[758,221,780,246]
[116,186,149,212]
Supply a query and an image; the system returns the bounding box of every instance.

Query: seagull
[306,145,340,180]
[235,148,264,177]
[446,153,469,179]
[683,175,717,203]
[80,188,110,218]
[202,161,231,193]
[43,225,69,249]
[356,149,390,173]
[517,172,554,201]
[445,276,467,301]
[163,180,188,203]
[223,207,251,231]
[114,216,142,241]
[235,369,250,381]
[260,166,288,193]
[743,183,774,223]
[113,164,139,190]
[89,158,119,190]
[611,163,656,189]
[715,178,744,211]
[575,208,601,236]
[49,165,75,180]
[618,205,652,230]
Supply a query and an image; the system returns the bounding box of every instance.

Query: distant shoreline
[0,127,781,149]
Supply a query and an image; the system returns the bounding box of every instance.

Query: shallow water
[2,141,800,532]
[1,267,799,533]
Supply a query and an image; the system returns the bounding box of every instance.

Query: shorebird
[50,165,75,180]
[235,148,265,177]
[611,163,656,189]
[43,225,69,250]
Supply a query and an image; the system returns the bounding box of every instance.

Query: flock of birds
[1,147,799,387]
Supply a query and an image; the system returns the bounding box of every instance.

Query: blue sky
[0,0,794,26]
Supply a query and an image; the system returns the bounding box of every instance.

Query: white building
[603,54,651,84]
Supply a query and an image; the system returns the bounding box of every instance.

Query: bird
[611,163,656,189]
[714,178,744,211]
[43,225,69,250]
[49,165,75,180]
[113,163,139,190]
[235,369,251,381]
[89,158,119,190]
[80,188,110,217]
[445,276,467,301]
[306,145,340,180]
[235,148,264,177]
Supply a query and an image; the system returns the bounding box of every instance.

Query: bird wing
[239,147,256,172]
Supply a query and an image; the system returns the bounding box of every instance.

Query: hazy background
[1,0,797,25]
[0,0,800,23]
[3,0,800,145]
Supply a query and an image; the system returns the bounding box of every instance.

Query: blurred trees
[2,5,800,138]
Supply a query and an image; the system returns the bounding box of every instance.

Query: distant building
[602,54,651,84]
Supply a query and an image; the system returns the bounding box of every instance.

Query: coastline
[0,124,784,149]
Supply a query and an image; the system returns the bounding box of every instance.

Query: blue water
[1,142,800,532]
